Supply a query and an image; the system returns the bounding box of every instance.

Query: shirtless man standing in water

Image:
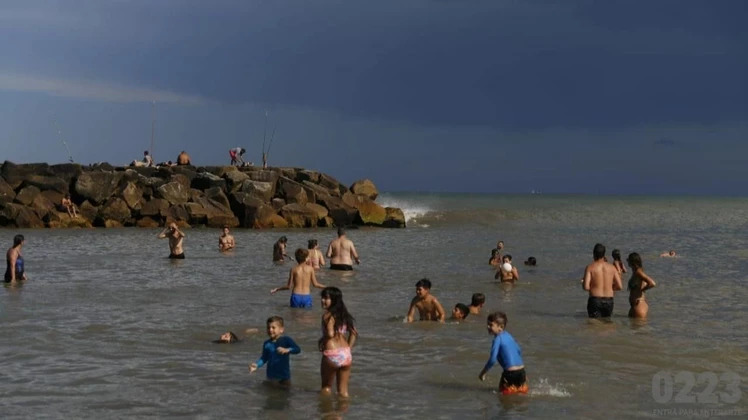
[158,222,186,259]
[582,243,622,318]
[326,227,360,270]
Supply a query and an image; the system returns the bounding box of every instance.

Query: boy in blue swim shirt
[271,248,326,308]
[478,311,529,394]
[249,316,301,384]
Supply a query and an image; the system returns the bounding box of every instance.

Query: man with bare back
[326,227,360,271]
[582,243,623,318]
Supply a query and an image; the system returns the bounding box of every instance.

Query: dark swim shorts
[290,293,313,308]
[168,253,185,259]
[587,296,614,318]
[499,368,529,395]
[330,264,353,271]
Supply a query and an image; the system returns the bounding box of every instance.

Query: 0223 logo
[652,371,741,404]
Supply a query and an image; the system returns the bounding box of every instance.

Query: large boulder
[271,198,286,211]
[22,175,68,194]
[302,181,334,199]
[75,171,124,205]
[223,170,249,192]
[140,198,169,217]
[319,173,347,195]
[204,187,231,210]
[136,217,160,228]
[350,179,378,200]
[156,182,190,205]
[280,203,318,228]
[0,177,16,202]
[247,169,280,185]
[296,170,320,184]
[99,197,133,225]
[48,163,83,184]
[383,207,406,228]
[163,204,190,224]
[278,177,308,205]
[306,202,329,221]
[191,172,226,191]
[120,182,143,210]
[317,195,357,227]
[79,200,98,221]
[40,190,64,208]
[185,197,239,228]
[229,192,277,228]
[239,180,275,202]
[0,202,45,228]
[170,174,191,189]
[355,199,387,225]
[1,161,52,189]
[30,195,56,220]
[14,185,41,206]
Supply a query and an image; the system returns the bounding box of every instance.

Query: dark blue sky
[1,1,746,194]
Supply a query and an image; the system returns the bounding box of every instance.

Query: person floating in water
[271,248,326,308]
[612,249,627,274]
[213,331,240,344]
[218,226,235,252]
[5,234,27,283]
[273,236,288,262]
[478,311,529,395]
[158,222,186,259]
[582,243,622,318]
[524,257,537,266]
[452,303,470,321]
[249,316,301,386]
[660,250,677,258]
[406,278,446,323]
[319,287,358,398]
[326,227,360,271]
[306,239,325,270]
[495,255,519,283]
[627,252,657,319]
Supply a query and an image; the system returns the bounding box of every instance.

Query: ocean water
[1,193,747,419]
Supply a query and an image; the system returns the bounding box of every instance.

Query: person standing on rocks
[229,147,246,166]
[158,222,186,259]
[326,227,360,271]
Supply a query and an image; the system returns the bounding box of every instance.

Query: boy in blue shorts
[249,316,301,385]
[478,311,529,394]
[271,248,326,308]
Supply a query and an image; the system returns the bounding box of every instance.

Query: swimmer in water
[218,226,235,252]
[271,248,326,308]
[5,234,27,283]
[452,303,470,321]
[406,278,446,322]
[469,293,485,315]
[249,316,301,386]
[612,249,627,274]
[660,250,677,258]
[273,236,288,262]
[478,311,528,395]
[494,255,519,283]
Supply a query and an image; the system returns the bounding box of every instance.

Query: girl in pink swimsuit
[319,287,358,398]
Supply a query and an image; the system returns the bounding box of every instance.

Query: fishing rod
[52,120,74,163]
[150,101,156,158]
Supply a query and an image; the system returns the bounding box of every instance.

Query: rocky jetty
[0,161,406,229]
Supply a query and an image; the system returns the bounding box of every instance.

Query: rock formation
[0,161,406,229]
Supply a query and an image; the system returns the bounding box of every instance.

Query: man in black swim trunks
[158,222,186,259]
[582,243,622,318]
[326,227,360,271]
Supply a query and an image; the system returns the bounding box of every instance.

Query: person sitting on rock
[61,194,78,218]
[177,151,191,166]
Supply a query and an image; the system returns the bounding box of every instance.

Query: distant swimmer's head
[337,227,346,237]
[13,234,24,247]
[222,226,230,234]
[308,239,318,249]
[669,250,676,257]
[487,311,508,335]
[496,240,504,250]
[502,254,512,265]
[612,249,622,262]
[278,236,288,244]
[471,293,485,307]
[213,331,239,344]
[295,248,309,263]
[524,257,537,266]
[627,252,643,269]
[593,243,606,261]
[452,303,469,320]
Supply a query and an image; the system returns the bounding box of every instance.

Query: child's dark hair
[212,331,239,344]
[308,239,318,249]
[278,236,288,243]
[415,278,432,289]
[295,248,309,263]
[320,287,356,334]
[267,316,284,327]
[487,311,508,328]
[612,249,622,262]
[524,256,537,266]
[471,293,485,306]
[13,234,24,247]
[454,303,469,318]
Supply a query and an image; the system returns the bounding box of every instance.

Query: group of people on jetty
[129,146,268,169]
[5,227,671,400]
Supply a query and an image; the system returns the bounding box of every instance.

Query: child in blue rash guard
[478,311,529,395]
[249,316,301,384]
